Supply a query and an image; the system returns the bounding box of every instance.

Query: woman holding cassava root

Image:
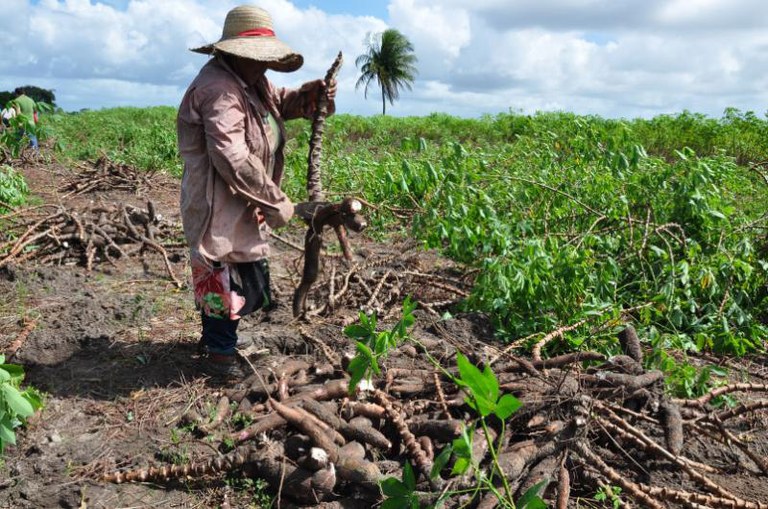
[177,5,337,379]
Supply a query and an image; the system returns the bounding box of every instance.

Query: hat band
[237,28,276,37]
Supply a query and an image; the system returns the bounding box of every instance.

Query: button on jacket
[178,56,321,263]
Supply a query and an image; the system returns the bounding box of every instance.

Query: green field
[43,107,768,396]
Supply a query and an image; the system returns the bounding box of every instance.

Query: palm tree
[355,29,418,115]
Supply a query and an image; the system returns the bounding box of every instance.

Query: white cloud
[3,0,768,119]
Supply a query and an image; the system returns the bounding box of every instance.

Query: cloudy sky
[3,0,768,119]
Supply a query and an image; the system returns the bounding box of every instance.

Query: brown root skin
[556,453,570,509]
[618,325,643,363]
[302,398,392,450]
[659,400,684,455]
[269,398,340,463]
[408,419,463,442]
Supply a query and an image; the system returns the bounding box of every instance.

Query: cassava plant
[0,355,43,453]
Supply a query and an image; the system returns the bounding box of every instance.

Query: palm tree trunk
[381,84,386,115]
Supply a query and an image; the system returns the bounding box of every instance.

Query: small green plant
[0,355,43,453]
[0,165,29,212]
[595,485,623,508]
[225,474,273,508]
[344,296,417,392]
[380,461,420,509]
[425,353,546,508]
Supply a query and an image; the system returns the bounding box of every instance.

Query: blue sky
[7,0,768,118]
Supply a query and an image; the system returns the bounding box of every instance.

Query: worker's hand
[294,201,330,221]
[323,79,337,102]
[301,79,337,113]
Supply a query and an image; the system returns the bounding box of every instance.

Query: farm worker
[1,103,16,130]
[10,87,39,151]
[177,4,336,379]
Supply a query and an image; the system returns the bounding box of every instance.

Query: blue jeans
[201,314,240,355]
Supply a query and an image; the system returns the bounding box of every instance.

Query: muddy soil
[0,157,767,509]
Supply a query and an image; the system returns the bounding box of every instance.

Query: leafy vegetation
[45,107,768,394]
[0,165,29,213]
[344,302,545,508]
[0,355,43,453]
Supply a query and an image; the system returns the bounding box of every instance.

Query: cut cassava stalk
[104,444,257,483]
[641,486,768,509]
[306,51,342,203]
[675,383,768,407]
[573,441,666,509]
[372,389,441,489]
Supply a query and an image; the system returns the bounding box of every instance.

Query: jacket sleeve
[197,86,294,228]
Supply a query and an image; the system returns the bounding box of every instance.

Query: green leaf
[2,385,34,418]
[381,498,407,509]
[518,479,549,508]
[344,324,370,339]
[0,364,25,382]
[23,388,44,410]
[431,445,452,479]
[380,477,409,498]
[0,369,10,383]
[346,356,368,394]
[403,461,416,491]
[456,353,499,416]
[494,393,523,420]
[451,456,470,475]
[0,421,16,447]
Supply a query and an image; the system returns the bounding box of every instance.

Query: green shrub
[0,165,29,212]
[0,355,43,453]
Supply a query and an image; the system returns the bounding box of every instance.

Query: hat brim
[191,36,303,73]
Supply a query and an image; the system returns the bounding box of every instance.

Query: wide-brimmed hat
[191,5,303,72]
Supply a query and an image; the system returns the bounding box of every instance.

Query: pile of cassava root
[97,325,768,508]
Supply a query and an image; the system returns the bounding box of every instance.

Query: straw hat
[191,5,303,72]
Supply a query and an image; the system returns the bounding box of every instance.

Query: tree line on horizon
[0,86,56,108]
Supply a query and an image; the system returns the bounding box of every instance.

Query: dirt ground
[1,157,767,509]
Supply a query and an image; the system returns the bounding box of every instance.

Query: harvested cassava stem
[704,400,768,423]
[306,51,342,203]
[573,441,665,509]
[531,318,589,361]
[103,445,257,483]
[677,383,768,407]
[433,371,451,418]
[642,486,768,509]
[372,390,440,488]
[595,404,740,500]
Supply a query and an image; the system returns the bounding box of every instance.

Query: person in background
[1,103,16,130]
[10,87,39,151]
[177,4,337,379]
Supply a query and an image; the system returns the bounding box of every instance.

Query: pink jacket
[177,56,321,263]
